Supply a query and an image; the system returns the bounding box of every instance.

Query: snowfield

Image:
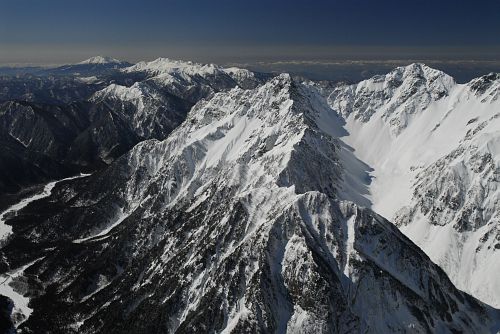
[327,64,500,307]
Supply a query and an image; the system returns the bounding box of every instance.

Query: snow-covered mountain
[42,56,132,77]
[1,73,499,333]
[327,63,500,307]
[77,56,127,65]
[88,58,268,150]
[123,57,267,92]
[0,58,265,195]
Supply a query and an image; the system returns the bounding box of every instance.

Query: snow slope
[0,258,44,328]
[327,64,500,307]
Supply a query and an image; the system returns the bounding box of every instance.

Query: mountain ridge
[0,70,499,333]
[327,62,500,307]
[77,56,128,65]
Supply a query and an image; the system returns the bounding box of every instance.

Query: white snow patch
[73,207,129,243]
[343,216,356,277]
[0,174,90,242]
[0,257,44,328]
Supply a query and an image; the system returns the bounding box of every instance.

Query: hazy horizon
[2,45,500,67]
[2,0,500,66]
[1,0,499,83]
[1,50,499,83]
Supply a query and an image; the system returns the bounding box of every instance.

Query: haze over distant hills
[5,60,500,83]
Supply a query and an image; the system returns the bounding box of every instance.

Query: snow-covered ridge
[395,128,500,307]
[91,73,364,219]
[122,57,263,90]
[327,62,500,307]
[92,82,154,102]
[89,80,189,140]
[326,63,500,220]
[77,56,126,65]
[328,63,455,134]
[123,57,221,77]
[222,66,256,81]
[467,72,500,102]
[96,74,310,211]
[223,66,255,78]
[73,73,308,240]
[222,66,264,88]
[61,72,499,332]
[89,61,262,140]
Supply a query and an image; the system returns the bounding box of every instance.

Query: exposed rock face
[1,74,498,333]
[0,99,143,194]
[328,63,455,134]
[394,125,500,307]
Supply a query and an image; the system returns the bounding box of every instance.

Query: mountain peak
[77,56,126,65]
[328,62,456,131]
[400,62,433,72]
[387,63,453,83]
[123,57,221,76]
[467,72,500,97]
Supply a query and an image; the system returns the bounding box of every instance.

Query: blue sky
[1,0,499,64]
